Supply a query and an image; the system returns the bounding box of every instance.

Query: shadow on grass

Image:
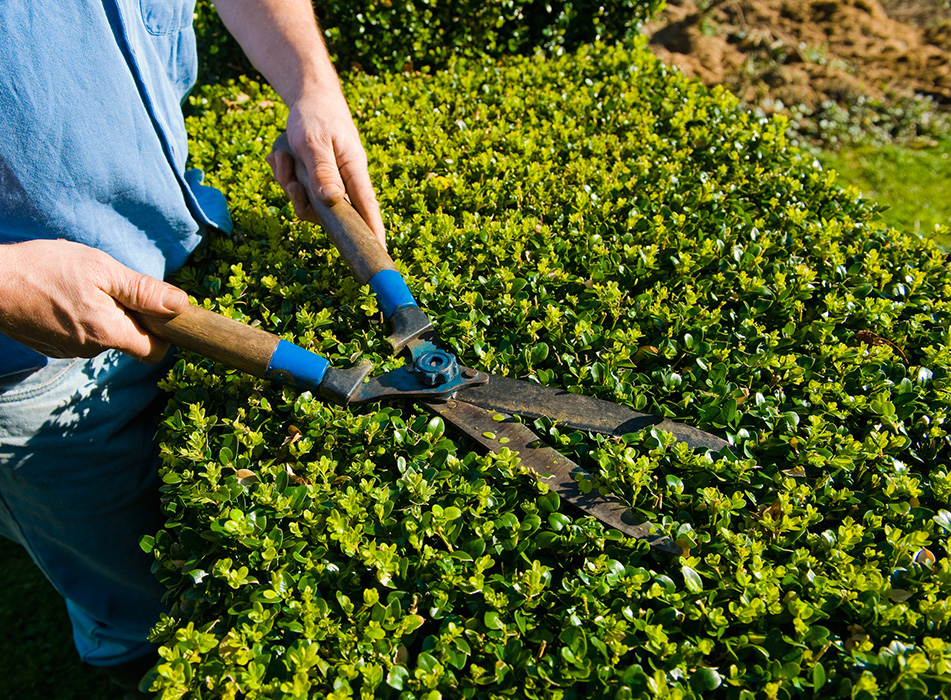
[0,536,122,699]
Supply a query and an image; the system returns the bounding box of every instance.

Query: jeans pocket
[0,358,85,405]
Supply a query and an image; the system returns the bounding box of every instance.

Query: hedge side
[148,39,951,699]
[193,0,664,83]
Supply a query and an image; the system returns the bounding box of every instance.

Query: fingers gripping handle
[140,135,429,401]
[271,133,419,320]
[272,132,394,284]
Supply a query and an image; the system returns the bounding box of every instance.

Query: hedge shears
[139,135,727,556]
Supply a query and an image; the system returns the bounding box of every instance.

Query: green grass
[0,537,121,699]
[818,137,951,248]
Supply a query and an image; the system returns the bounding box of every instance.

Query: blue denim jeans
[0,351,170,666]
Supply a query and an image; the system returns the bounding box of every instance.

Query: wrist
[286,61,345,112]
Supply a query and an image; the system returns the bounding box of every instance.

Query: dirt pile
[645,0,951,111]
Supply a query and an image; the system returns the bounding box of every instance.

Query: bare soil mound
[645,0,951,111]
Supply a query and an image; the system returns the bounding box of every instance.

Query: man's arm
[211,0,386,246]
[0,3,381,364]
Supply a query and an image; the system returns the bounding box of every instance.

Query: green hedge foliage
[149,39,951,699]
[193,0,664,83]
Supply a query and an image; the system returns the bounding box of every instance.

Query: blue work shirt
[0,0,233,376]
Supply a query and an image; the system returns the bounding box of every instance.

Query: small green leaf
[484,611,504,630]
[403,614,424,633]
[387,665,408,690]
[417,651,439,672]
[812,662,826,690]
[531,342,550,363]
[548,513,572,531]
[537,491,560,513]
[425,416,445,440]
[934,510,951,532]
[690,667,722,692]
[682,566,703,593]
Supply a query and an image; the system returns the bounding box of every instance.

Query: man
[0,0,383,694]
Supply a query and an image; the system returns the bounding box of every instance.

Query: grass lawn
[818,137,951,249]
[0,537,121,699]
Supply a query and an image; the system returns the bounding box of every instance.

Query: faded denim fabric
[0,351,172,665]
[0,0,234,667]
[0,0,233,376]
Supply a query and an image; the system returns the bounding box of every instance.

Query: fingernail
[319,185,346,204]
[162,286,188,313]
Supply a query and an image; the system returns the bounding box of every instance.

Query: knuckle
[83,250,112,280]
[302,130,331,153]
[129,273,158,307]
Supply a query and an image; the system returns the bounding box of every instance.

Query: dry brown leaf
[854,330,908,362]
[285,464,308,486]
[281,425,303,447]
[914,547,937,567]
[235,468,257,485]
[759,500,782,520]
[634,346,659,359]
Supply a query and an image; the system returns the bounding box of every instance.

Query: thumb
[106,266,189,318]
[312,156,348,207]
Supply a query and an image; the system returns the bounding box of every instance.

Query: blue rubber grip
[266,339,330,391]
[368,269,417,319]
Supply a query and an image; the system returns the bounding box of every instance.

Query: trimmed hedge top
[149,39,951,699]
[193,0,664,83]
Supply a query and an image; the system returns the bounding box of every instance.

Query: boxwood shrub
[193,0,664,83]
[147,38,951,699]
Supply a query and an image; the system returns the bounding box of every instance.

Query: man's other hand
[0,239,188,362]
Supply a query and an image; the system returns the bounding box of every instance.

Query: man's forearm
[212,0,386,243]
[210,0,338,107]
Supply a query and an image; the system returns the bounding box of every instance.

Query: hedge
[193,0,664,83]
[146,38,951,699]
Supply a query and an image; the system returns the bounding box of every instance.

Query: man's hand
[0,240,189,362]
[267,90,386,248]
[212,0,386,247]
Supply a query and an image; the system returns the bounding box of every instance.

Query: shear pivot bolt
[413,350,459,387]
